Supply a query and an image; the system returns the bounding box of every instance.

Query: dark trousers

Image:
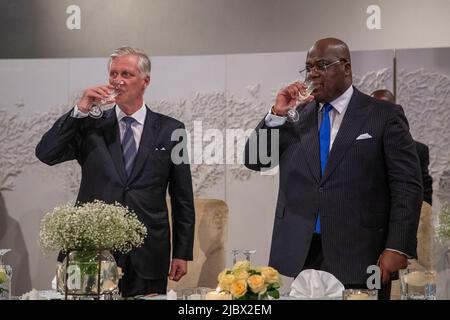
[302,233,391,300]
[119,255,167,298]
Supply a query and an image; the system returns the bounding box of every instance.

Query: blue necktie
[121,117,137,178]
[315,103,333,233]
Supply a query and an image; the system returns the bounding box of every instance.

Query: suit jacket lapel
[128,106,159,183]
[102,108,128,184]
[321,89,374,183]
[298,102,321,184]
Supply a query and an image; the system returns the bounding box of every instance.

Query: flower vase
[57,250,119,299]
[0,264,12,300]
[0,249,12,300]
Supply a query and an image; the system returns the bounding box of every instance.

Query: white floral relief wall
[398,69,450,205]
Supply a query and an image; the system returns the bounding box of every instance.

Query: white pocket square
[155,147,166,151]
[356,133,372,140]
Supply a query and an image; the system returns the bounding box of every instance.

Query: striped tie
[121,116,137,178]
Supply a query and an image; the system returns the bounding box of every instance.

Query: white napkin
[21,288,42,300]
[166,289,177,300]
[289,269,344,299]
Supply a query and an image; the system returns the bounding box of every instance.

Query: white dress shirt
[72,103,147,150]
[116,104,146,150]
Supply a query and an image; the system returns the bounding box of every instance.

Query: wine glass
[241,249,256,263]
[88,80,124,119]
[231,249,241,265]
[286,80,315,123]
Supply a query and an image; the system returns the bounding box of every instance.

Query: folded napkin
[289,269,344,299]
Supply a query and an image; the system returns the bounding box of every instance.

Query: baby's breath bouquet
[39,200,147,253]
[438,203,450,243]
[217,260,281,300]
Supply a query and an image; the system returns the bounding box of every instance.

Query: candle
[343,289,377,300]
[205,291,232,300]
[346,292,370,300]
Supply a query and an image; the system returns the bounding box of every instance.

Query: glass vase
[0,249,12,300]
[56,250,119,299]
[0,264,12,300]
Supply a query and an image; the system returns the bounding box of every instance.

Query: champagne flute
[286,80,315,123]
[241,249,256,263]
[88,80,124,119]
[231,249,241,265]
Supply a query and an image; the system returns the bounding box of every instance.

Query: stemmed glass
[88,80,124,119]
[286,80,315,123]
[231,249,241,265]
[231,249,256,264]
[241,249,256,263]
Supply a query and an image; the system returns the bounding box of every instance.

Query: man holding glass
[245,38,422,299]
[36,47,195,297]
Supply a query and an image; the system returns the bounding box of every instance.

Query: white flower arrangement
[438,203,450,243]
[39,200,147,253]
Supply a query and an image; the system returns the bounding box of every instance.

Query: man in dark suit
[36,47,195,297]
[371,89,433,205]
[245,38,423,299]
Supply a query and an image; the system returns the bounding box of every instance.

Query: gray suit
[245,88,422,284]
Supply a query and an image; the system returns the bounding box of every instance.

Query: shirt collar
[115,102,147,125]
[319,85,354,114]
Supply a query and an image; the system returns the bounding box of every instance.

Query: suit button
[125,186,130,191]
[318,187,324,193]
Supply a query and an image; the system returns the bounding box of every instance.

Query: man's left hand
[169,258,188,281]
[378,250,408,284]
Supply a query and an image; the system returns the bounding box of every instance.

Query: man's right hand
[77,84,115,113]
[273,81,314,116]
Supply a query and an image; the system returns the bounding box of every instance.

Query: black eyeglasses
[299,59,346,76]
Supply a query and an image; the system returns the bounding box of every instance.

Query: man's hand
[168,258,188,282]
[273,81,315,116]
[378,250,408,284]
[77,84,115,113]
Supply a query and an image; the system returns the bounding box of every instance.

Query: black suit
[36,106,195,292]
[245,88,422,285]
[415,141,433,205]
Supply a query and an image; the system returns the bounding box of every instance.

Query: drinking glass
[231,249,256,264]
[342,289,378,300]
[400,268,436,300]
[231,249,241,265]
[286,80,315,123]
[241,249,256,263]
[88,80,124,119]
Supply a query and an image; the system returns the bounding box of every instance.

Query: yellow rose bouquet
[217,260,281,300]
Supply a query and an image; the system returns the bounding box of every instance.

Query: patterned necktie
[121,116,137,178]
[315,103,333,233]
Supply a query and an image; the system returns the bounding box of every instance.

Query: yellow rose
[218,274,235,292]
[232,260,251,272]
[233,269,249,280]
[230,279,247,298]
[247,274,267,294]
[260,266,280,284]
[0,267,7,284]
[217,269,231,282]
